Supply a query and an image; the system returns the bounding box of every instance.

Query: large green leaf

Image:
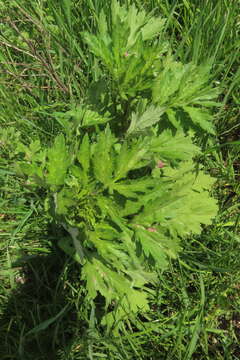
[152,58,219,133]
[134,163,218,236]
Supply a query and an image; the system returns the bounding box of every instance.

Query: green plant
[1,0,240,358]
[16,121,218,330]
[10,0,218,332]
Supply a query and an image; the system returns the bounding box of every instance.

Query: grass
[0,0,240,359]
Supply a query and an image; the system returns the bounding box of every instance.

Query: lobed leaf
[46,134,71,187]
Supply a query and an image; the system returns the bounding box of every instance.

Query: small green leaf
[93,127,115,186]
[19,163,35,176]
[81,108,110,127]
[55,189,75,215]
[152,58,186,105]
[46,134,70,187]
[183,106,215,134]
[136,228,169,269]
[149,130,200,162]
[77,133,90,173]
[127,105,165,135]
[114,140,148,181]
[141,17,166,40]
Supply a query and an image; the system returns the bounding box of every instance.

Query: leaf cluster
[83,1,168,99]
[17,122,218,329]
[82,0,219,135]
